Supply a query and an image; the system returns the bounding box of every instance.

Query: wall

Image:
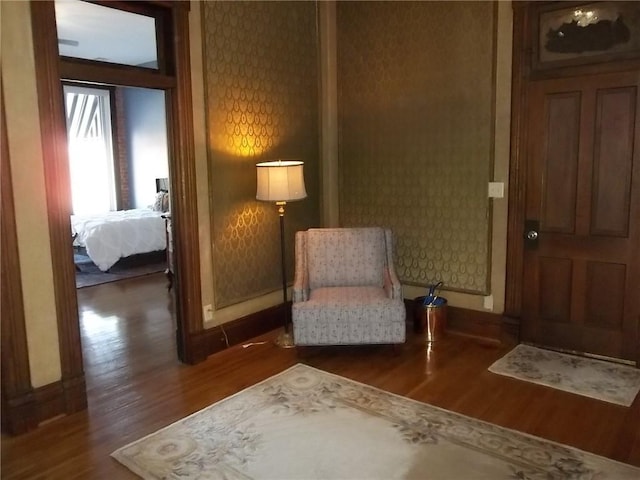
[1,0,513,404]
[335,1,512,312]
[122,87,169,208]
[200,1,321,314]
[1,1,62,387]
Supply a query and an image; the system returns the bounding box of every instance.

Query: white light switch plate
[488,182,504,198]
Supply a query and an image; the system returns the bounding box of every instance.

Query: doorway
[64,82,172,291]
[25,0,204,422]
[521,71,640,362]
[507,3,640,365]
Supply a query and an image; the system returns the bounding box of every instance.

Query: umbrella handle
[429,281,444,296]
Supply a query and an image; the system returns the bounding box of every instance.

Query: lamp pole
[277,201,292,345]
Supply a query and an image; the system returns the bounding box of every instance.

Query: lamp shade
[256,160,307,202]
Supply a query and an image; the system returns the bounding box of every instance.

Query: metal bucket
[414,296,448,343]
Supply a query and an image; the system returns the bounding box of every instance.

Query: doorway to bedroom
[64,82,172,289]
[53,0,182,383]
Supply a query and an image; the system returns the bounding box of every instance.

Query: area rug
[111,364,640,479]
[75,253,165,288]
[489,344,640,406]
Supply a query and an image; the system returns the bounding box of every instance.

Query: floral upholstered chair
[291,227,406,346]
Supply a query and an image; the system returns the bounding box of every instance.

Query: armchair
[291,227,406,346]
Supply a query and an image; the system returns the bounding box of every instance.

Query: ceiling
[55,0,157,68]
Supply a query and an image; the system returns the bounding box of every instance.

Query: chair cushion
[306,228,385,289]
[309,285,390,305]
[292,286,406,345]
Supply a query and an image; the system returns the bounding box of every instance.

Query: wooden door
[522,71,640,364]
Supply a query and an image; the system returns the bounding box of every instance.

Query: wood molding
[31,1,88,417]
[447,306,503,344]
[1,391,37,436]
[169,6,204,364]
[195,305,288,358]
[199,300,517,360]
[33,382,65,425]
[1,89,38,435]
[2,377,87,431]
[59,61,176,89]
[504,3,530,319]
[61,373,90,414]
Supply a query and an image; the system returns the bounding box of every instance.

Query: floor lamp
[256,160,307,348]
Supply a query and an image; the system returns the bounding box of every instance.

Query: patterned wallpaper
[337,2,495,294]
[202,2,320,308]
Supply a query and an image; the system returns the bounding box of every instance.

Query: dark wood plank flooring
[2,272,639,478]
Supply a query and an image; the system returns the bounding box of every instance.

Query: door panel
[522,71,640,363]
[541,92,580,233]
[538,256,572,323]
[591,87,635,237]
[584,261,626,329]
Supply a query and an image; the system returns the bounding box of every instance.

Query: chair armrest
[292,231,309,302]
[292,285,309,303]
[383,229,402,299]
[383,267,402,299]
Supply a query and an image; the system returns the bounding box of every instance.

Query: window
[64,85,116,215]
[55,0,159,69]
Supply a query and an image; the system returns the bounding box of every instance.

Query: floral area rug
[112,363,640,479]
[489,344,640,406]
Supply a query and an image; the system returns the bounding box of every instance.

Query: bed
[71,178,170,272]
[72,208,167,272]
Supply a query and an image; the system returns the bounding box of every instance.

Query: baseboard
[1,373,87,435]
[1,388,37,435]
[61,373,88,414]
[34,382,66,424]
[447,307,503,344]
[190,303,287,359]
[194,300,519,361]
[500,315,521,346]
[407,298,518,345]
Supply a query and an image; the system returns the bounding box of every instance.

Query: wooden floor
[2,272,639,478]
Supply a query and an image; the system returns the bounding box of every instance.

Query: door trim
[31,1,87,416]
[12,0,206,429]
[1,90,39,434]
[504,2,529,319]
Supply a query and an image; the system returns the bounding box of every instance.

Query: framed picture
[534,1,640,70]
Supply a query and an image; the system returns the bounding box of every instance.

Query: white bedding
[71,208,166,272]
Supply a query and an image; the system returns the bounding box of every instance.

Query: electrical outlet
[488,182,504,198]
[483,295,494,310]
[203,304,214,322]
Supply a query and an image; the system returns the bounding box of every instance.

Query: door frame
[26,0,205,417]
[505,1,640,365]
